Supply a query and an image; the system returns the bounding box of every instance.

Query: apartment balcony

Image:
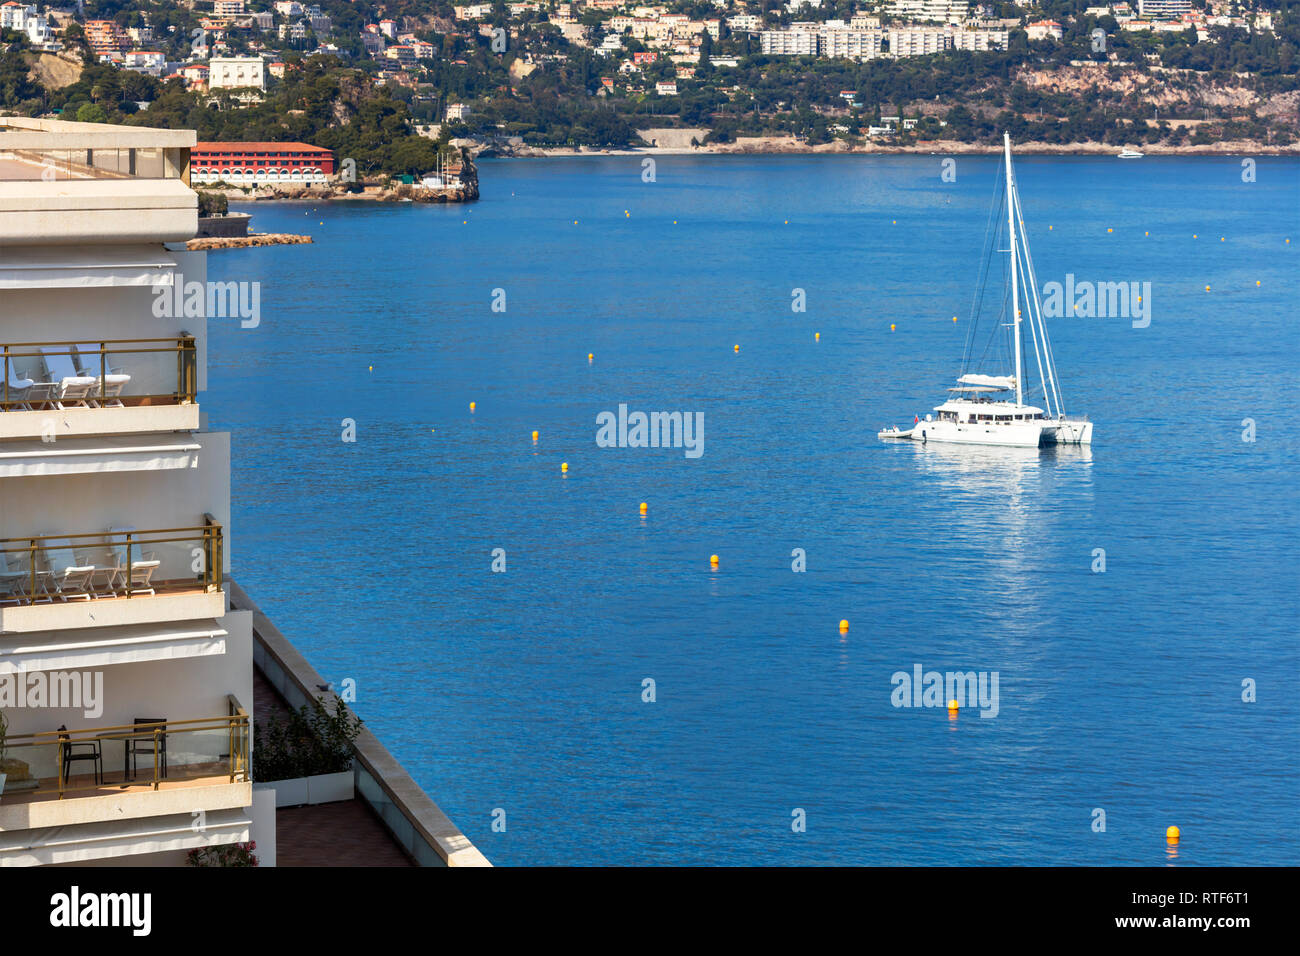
[1,337,199,441]
[0,699,252,865]
[0,118,196,246]
[0,521,224,633]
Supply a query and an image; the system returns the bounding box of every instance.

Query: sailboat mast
[1004,132,1023,407]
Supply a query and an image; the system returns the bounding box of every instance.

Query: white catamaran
[879,134,1093,448]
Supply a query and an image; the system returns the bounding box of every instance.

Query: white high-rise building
[0,117,263,865]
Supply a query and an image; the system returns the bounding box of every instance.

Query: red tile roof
[195,142,333,153]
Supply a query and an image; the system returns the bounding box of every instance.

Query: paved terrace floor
[2,764,233,807]
[253,667,414,867]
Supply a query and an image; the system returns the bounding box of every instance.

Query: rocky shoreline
[186,233,313,250]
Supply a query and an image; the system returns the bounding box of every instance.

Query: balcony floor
[2,763,236,808]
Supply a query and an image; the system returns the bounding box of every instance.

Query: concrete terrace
[252,667,414,867]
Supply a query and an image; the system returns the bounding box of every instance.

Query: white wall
[4,610,254,780]
[0,431,232,578]
[1,265,210,394]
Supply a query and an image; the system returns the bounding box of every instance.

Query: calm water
[209,156,1300,865]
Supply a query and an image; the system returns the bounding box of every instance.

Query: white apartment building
[1137,0,1190,18]
[123,51,167,76]
[212,0,245,15]
[951,26,1007,49]
[0,116,265,865]
[208,56,266,90]
[727,14,761,31]
[821,28,886,59]
[759,27,819,55]
[888,26,951,55]
[885,0,969,23]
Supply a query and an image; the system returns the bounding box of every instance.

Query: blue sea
[208,155,1300,865]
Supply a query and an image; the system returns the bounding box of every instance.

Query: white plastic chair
[73,344,131,407]
[104,527,160,597]
[39,347,97,409]
[39,537,95,602]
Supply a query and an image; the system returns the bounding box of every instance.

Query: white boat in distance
[879,133,1093,448]
[1117,147,1144,159]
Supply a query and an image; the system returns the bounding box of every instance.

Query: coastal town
[0,0,1295,174]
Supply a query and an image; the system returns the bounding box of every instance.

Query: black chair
[57,724,103,786]
[128,717,168,779]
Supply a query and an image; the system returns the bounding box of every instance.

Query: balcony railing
[0,520,223,607]
[1,336,197,412]
[0,146,177,182]
[1,696,250,800]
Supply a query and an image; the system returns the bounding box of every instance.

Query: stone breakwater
[186,233,313,251]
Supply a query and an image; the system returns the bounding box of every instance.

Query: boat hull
[1051,419,1093,445]
[879,419,1054,447]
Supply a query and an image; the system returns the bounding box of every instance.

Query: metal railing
[1,705,251,799]
[0,523,223,607]
[1,336,197,412]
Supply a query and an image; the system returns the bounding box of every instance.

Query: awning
[958,373,1015,389]
[0,620,227,672]
[0,434,200,478]
[0,244,178,289]
[0,808,250,866]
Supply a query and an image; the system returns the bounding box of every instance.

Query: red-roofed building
[191,142,336,183]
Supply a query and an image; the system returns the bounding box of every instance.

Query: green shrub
[252,695,362,782]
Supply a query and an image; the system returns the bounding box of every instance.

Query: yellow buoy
[839,619,849,631]
[1205,285,1211,292]
[1256,280,1261,286]
[814,331,820,341]
[561,462,568,473]
[1193,234,1198,239]
[784,220,788,224]
[947,699,959,711]
[710,554,719,567]
[1220,237,1225,242]
[368,365,373,372]
[890,323,896,331]
[892,220,896,225]
[532,430,539,441]
[1107,228,1113,233]
[469,401,476,412]
[640,502,648,514]
[734,344,740,352]
[588,353,594,362]
[1166,825,1180,842]
[1145,231,1149,236]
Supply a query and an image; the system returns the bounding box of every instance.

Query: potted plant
[252,695,362,807]
[186,841,259,867]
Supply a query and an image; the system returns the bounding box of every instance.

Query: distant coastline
[487,138,1299,159]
